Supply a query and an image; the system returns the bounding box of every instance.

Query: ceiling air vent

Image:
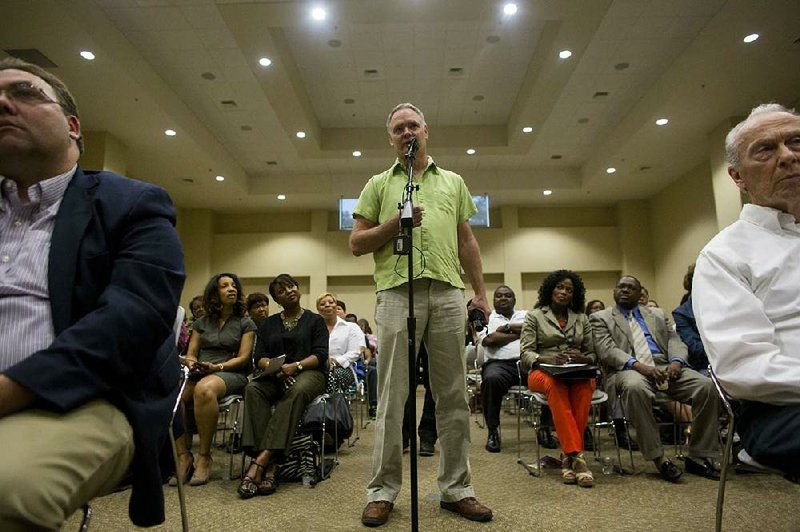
[448,67,465,77]
[3,48,57,68]
[592,91,609,98]
[219,100,237,109]
[361,68,382,80]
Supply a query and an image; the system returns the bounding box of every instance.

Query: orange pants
[528,370,595,454]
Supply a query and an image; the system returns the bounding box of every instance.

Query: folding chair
[216,394,244,479]
[82,307,189,531]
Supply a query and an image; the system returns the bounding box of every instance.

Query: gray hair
[725,103,798,170]
[386,103,425,131]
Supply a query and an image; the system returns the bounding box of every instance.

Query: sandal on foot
[573,454,594,488]
[561,455,576,484]
[258,474,279,496]
[169,452,194,487]
[238,461,266,499]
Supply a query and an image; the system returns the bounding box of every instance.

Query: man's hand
[468,294,490,320]
[666,361,682,380]
[408,205,424,227]
[633,362,667,383]
[0,374,35,418]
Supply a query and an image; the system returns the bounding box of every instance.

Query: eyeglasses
[0,81,58,106]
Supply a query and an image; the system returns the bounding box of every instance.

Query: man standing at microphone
[351,103,493,527]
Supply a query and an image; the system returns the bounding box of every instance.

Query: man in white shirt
[479,286,526,452]
[694,103,800,478]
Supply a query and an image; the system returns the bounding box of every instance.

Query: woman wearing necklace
[520,270,597,487]
[317,292,365,394]
[238,274,328,499]
[174,273,256,486]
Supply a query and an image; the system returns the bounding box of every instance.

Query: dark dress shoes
[486,429,501,453]
[419,440,435,457]
[658,459,683,482]
[362,501,393,527]
[537,427,559,449]
[685,457,721,480]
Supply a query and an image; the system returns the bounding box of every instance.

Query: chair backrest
[173,306,185,344]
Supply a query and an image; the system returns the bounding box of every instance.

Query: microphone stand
[396,139,419,532]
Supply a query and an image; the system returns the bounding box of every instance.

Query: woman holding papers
[520,270,597,487]
[238,274,329,499]
[173,272,257,486]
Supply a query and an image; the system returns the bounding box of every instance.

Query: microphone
[405,137,418,160]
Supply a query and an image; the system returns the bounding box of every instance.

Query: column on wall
[500,205,522,295]
[615,200,655,292]
[309,210,328,299]
[80,131,128,175]
[176,209,213,309]
[708,117,744,231]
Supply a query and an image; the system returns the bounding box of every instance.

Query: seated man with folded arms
[590,275,720,482]
[693,103,800,479]
[0,58,185,529]
[479,285,525,453]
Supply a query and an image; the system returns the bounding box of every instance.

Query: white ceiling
[2,0,799,213]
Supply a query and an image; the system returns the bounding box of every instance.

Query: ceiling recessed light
[466,148,476,155]
[503,3,518,15]
[215,175,225,182]
[655,118,669,126]
[472,95,485,101]
[328,39,342,48]
[352,150,362,157]
[606,167,616,174]
[201,71,216,80]
[296,131,306,139]
[164,129,177,136]
[277,194,286,200]
[343,98,355,104]
[543,189,552,196]
[486,35,501,44]
[743,33,759,43]
[79,51,95,61]
[311,6,326,20]
[559,50,573,59]
[522,126,533,133]
[258,57,272,67]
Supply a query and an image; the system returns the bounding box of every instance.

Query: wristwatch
[296,362,304,372]
[503,323,511,333]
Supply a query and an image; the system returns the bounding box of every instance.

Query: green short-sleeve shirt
[353,157,477,292]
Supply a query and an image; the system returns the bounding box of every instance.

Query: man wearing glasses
[0,58,185,529]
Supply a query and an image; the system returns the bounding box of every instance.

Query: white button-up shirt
[0,167,76,372]
[694,203,800,404]
[481,310,527,361]
[328,317,366,369]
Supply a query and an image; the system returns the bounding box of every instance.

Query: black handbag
[539,363,598,380]
[301,393,353,450]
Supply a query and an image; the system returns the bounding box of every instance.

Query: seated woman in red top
[520,270,597,487]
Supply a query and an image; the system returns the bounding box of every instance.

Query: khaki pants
[0,399,135,531]
[367,279,474,503]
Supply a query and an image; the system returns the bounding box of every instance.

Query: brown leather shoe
[440,497,493,522]
[361,501,393,527]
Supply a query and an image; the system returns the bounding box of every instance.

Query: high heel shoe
[238,460,266,499]
[168,452,194,487]
[189,453,213,486]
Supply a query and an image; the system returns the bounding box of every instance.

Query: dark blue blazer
[4,167,185,526]
[672,295,708,371]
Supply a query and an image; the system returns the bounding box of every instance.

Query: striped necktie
[628,312,655,366]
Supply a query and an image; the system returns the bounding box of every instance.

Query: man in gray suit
[590,275,720,482]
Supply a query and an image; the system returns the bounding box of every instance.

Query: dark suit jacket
[590,305,687,374]
[4,167,185,526]
[672,295,708,371]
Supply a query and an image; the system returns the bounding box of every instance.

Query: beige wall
[648,162,719,313]
[176,205,631,317]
